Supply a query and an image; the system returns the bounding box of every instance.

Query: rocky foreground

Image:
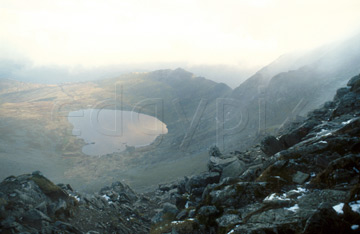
[1,74,360,233]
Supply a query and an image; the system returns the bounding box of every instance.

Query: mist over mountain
[2,32,359,91]
[218,32,360,153]
[0,59,255,88]
[184,64,258,88]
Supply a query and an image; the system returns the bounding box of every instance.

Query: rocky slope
[0,170,160,233]
[1,74,360,233]
[149,73,360,233]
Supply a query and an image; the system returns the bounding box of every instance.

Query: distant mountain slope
[224,33,360,152]
[233,32,360,91]
[0,78,46,95]
[96,68,231,126]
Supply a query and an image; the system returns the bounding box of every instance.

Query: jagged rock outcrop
[0,171,157,233]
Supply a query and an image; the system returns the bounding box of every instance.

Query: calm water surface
[68,109,167,156]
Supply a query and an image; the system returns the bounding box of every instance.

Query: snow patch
[264,193,290,201]
[171,219,194,225]
[318,141,327,144]
[264,193,276,201]
[285,204,299,212]
[316,129,332,137]
[101,194,113,204]
[102,194,110,201]
[342,119,354,125]
[333,203,344,214]
[265,187,307,202]
[70,194,81,202]
[290,187,308,193]
[227,225,240,234]
[349,200,360,214]
[288,186,308,198]
[171,220,185,225]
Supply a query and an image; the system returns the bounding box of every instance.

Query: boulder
[176,210,188,220]
[163,202,179,215]
[334,87,350,100]
[185,172,220,193]
[208,156,238,172]
[23,209,52,223]
[292,171,310,184]
[260,136,285,156]
[198,206,219,216]
[151,212,164,224]
[30,174,68,201]
[303,203,346,234]
[220,159,246,180]
[347,74,360,88]
[209,146,222,157]
[158,184,171,192]
[208,182,268,208]
[215,214,242,227]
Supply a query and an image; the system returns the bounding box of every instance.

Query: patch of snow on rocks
[349,200,360,214]
[333,203,344,214]
[342,119,355,125]
[285,204,299,212]
[264,193,290,201]
[316,129,332,137]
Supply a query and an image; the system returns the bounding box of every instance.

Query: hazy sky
[1,0,360,69]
